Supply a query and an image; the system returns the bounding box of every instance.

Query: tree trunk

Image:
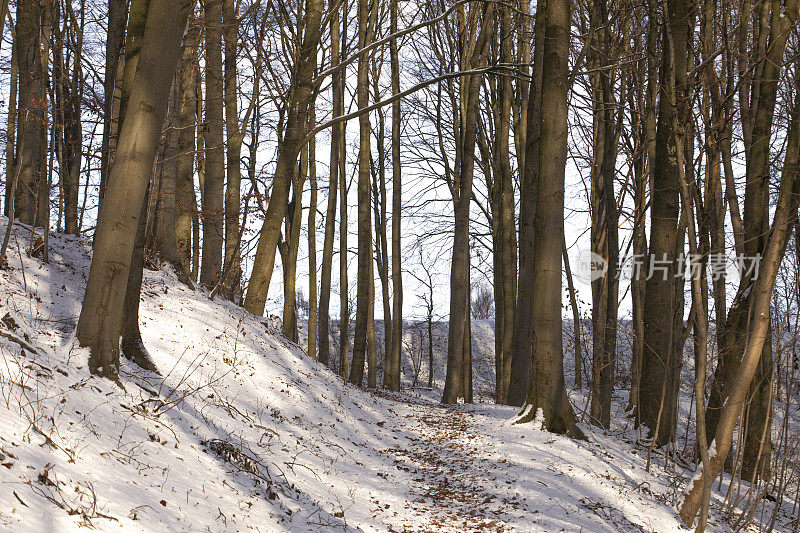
[200,0,225,288]
[492,2,517,405]
[338,5,350,378]
[76,0,192,381]
[14,0,47,228]
[308,112,318,360]
[563,239,582,387]
[243,0,326,316]
[4,32,16,218]
[152,74,185,272]
[627,2,656,419]
[507,0,546,407]
[387,0,403,391]
[175,19,200,274]
[318,0,342,367]
[99,0,128,209]
[588,0,619,429]
[116,0,154,371]
[514,0,583,439]
[281,150,305,343]
[349,0,376,385]
[222,0,243,299]
[640,0,693,445]
[441,2,493,404]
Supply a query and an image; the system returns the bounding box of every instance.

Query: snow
[0,216,796,531]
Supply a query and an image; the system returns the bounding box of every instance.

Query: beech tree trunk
[243,0,325,316]
[200,0,225,289]
[588,0,619,429]
[99,0,128,209]
[514,0,583,439]
[308,114,318,360]
[14,0,47,228]
[507,0,546,407]
[349,0,376,385]
[386,0,403,391]
[222,0,243,299]
[441,2,493,404]
[175,19,200,274]
[640,0,693,445]
[76,0,192,380]
[318,0,343,367]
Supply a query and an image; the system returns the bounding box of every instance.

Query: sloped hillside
[0,217,796,532]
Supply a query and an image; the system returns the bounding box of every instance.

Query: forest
[0,0,799,530]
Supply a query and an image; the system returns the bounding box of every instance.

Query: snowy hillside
[0,217,796,532]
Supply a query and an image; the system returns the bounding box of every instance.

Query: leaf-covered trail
[377,397,524,532]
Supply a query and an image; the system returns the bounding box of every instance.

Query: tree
[200,0,225,289]
[639,0,693,446]
[99,0,128,208]
[317,0,343,367]
[441,1,493,404]
[507,0,546,407]
[680,70,800,525]
[14,0,48,228]
[513,0,583,438]
[175,18,201,275]
[588,0,621,429]
[349,0,378,385]
[386,0,403,391]
[244,0,326,316]
[76,0,193,381]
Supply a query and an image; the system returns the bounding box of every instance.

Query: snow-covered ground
[0,216,797,532]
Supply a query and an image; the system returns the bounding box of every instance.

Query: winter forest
[0,0,799,530]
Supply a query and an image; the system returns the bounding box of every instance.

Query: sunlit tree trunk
[442,2,493,404]
[243,0,326,315]
[76,0,192,380]
[222,0,243,299]
[175,19,200,274]
[386,0,403,391]
[349,0,377,385]
[514,0,583,438]
[14,0,47,228]
[99,0,127,209]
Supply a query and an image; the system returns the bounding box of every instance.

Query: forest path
[379,397,526,532]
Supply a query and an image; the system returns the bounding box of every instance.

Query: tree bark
[14,0,47,228]
[222,0,243,299]
[200,0,225,288]
[317,0,342,367]
[386,0,403,391]
[76,0,192,381]
[4,28,17,218]
[588,0,619,429]
[99,0,128,210]
[514,0,583,439]
[640,0,693,445]
[243,0,326,315]
[507,0,546,407]
[441,2,493,404]
[349,0,376,385]
[176,19,200,274]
